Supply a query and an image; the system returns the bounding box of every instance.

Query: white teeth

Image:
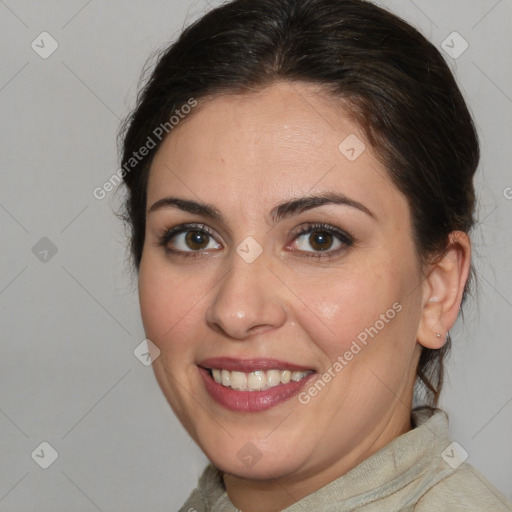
[247,370,265,390]
[209,368,312,391]
[230,371,247,390]
[266,369,281,387]
[212,369,222,384]
[221,369,231,387]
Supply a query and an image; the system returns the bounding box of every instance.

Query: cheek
[138,254,203,349]
[293,263,410,360]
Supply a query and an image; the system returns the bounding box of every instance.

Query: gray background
[1,0,511,510]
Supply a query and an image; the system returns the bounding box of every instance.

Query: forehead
[147,82,407,224]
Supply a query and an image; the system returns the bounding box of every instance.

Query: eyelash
[155,223,217,260]
[288,222,354,260]
[155,222,354,260]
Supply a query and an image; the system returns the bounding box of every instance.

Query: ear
[417,231,471,349]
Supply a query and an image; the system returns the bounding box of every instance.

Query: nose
[205,249,287,340]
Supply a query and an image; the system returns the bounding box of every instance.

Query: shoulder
[414,462,512,511]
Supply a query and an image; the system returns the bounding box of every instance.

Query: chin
[198,432,309,481]
[213,453,303,481]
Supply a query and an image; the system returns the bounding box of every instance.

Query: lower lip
[198,367,316,412]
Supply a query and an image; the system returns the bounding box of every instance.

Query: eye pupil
[185,231,209,250]
[309,230,333,251]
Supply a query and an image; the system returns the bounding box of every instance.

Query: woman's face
[138,82,426,484]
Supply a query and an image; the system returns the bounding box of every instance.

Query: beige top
[179,408,512,511]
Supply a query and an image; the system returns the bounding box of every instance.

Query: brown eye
[185,230,210,250]
[308,230,334,251]
[290,223,353,257]
[159,224,222,255]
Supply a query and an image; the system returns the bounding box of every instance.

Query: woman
[118,0,512,509]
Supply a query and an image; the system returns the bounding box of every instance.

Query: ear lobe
[417,231,471,349]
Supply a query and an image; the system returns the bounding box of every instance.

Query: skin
[138,81,471,511]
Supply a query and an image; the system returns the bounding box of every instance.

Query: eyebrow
[147,191,377,223]
[148,196,223,220]
[269,191,376,223]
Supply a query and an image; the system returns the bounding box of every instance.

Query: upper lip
[198,357,314,373]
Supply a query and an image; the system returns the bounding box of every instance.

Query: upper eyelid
[290,222,352,239]
[163,222,347,236]
[156,224,222,254]
[161,223,221,242]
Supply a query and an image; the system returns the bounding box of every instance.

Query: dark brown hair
[118,0,479,408]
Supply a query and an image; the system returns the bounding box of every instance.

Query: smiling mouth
[198,358,317,411]
[207,368,314,391]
